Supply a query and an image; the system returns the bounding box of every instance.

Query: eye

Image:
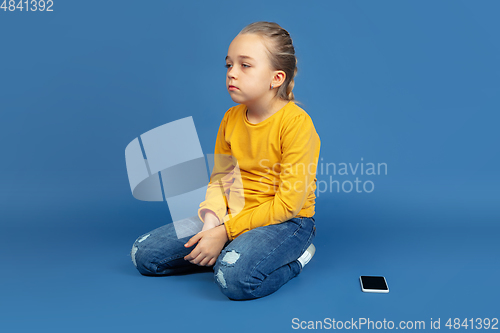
[225,64,232,68]
[242,64,250,68]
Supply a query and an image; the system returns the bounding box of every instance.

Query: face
[225,33,281,105]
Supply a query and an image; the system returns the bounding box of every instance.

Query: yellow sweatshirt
[198,101,321,241]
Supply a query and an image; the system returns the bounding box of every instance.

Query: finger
[208,257,217,267]
[189,253,205,265]
[184,233,202,247]
[184,246,199,261]
[199,256,211,266]
[184,236,195,248]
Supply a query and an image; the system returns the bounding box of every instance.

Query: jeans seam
[248,218,306,297]
[157,253,186,266]
[301,221,316,255]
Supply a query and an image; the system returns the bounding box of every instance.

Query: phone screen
[360,276,389,291]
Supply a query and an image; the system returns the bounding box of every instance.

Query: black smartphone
[359,276,389,293]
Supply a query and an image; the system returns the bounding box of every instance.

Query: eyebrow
[225,55,255,61]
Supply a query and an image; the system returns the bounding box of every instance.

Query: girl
[131,21,321,301]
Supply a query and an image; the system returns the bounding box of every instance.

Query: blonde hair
[239,21,301,105]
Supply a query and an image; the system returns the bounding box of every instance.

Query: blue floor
[1,199,498,332]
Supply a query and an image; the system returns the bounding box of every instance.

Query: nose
[227,66,237,80]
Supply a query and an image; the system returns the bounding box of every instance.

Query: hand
[201,211,220,232]
[184,225,229,266]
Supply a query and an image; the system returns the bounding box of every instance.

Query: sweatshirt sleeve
[223,113,320,240]
[197,110,235,224]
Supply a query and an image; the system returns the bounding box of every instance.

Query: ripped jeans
[131,216,316,300]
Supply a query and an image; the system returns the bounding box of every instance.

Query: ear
[272,70,286,88]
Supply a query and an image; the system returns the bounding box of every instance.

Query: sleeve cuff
[198,208,226,224]
[223,223,233,241]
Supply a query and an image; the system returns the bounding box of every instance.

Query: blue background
[1,0,499,332]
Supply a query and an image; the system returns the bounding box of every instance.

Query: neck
[246,97,290,123]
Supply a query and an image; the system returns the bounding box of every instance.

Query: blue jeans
[131,216,316,300]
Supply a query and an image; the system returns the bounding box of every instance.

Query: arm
[201,210,221,232]
[223,114,321,240]
[198,110,236,224]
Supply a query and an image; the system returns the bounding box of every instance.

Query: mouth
[228,85,239,91]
